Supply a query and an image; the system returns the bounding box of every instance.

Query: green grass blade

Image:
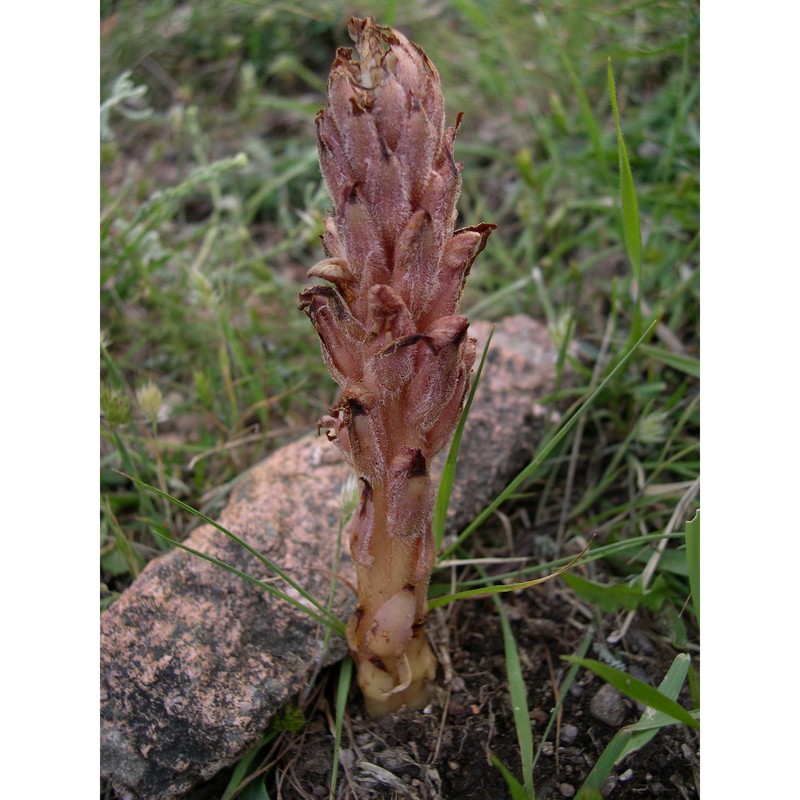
[429,544,588,610]
[492,593,535,799]
[607,59,643,338]
[153,531,344,635]
[640,345,700,378]
[447,0,559,162]
[488,751,529,800]
[465,274,533,319]
[321,481,356,655]
[240,777,271,800]
[434,326,495,552]
[430,532,684,599]
[560,572,671,614]
[221,732,277,800]
[329,656,353,800]
[440,320,657,559]
[576,654,692,798]
[656,0,695,183]
[575,733,629,800]
[541,12,608,176]
[614,653,693,760]
[125,473,344,632]
[684,509,700,624]
[562,657,698,730]
[129,152,248,229]
[244,149,318,222]
[688,661,700,711]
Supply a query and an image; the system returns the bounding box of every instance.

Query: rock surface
[101,315,558,800]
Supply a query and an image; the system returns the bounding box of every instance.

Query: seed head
[101,384,131,427]
[136,381,163,426]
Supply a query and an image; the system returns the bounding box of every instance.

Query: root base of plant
[349,626,438,719]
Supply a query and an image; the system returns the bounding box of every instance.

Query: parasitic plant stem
[300,17,495,717]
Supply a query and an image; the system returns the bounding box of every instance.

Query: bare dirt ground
[165,570,699,800]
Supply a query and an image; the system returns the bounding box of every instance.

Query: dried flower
[301,17,495,716]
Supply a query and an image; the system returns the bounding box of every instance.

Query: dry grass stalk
[300,16,495,717]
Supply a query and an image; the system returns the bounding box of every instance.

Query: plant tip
[101,384,131,427]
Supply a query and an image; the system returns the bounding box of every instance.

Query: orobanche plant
[300,17,495,717]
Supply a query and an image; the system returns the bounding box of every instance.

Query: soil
[165,579,699,800]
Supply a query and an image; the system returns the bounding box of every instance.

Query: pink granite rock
[101,315,558,799]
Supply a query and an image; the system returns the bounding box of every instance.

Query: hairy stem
[346,479,437,715]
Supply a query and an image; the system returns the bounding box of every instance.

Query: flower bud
[101,384,131,427]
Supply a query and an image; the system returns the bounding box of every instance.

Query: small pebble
[450,676,466,693]
[589,684,626,727]
[541,742,554,756]
[531,708,548,724]
[376,750,404,770]
[560,723,579,744]
[619,768,633,782]
[559,783,576,797]
[601,775,618,798]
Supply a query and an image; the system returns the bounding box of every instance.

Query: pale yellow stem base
[348,622,438,717]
